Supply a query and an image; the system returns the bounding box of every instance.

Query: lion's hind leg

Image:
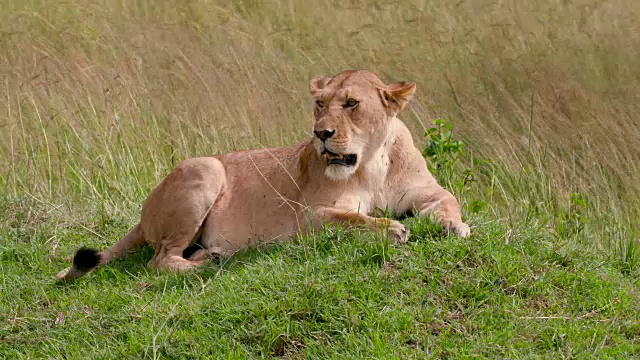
[141,157,227,273]
[149,251,205,272]
[185,246,226,262]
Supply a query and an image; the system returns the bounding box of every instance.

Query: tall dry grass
[1,0,638,231]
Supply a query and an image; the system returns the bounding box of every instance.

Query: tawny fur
[56,70,470,281]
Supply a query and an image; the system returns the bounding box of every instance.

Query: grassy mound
[1,0,638,357]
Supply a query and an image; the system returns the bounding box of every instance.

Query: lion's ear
[379,82,417,114]
[309,76,332,97]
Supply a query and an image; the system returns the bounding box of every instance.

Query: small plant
[422,119,465,185]
[422,119,489,216]
[423,119,485,196]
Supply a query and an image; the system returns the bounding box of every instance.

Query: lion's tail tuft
[73,247,101,271]
[56,247,102,281]
[56,224,146,282]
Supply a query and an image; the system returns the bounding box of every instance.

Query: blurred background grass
[1,0,638,267]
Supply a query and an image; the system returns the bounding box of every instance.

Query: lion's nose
[314,129,335,141]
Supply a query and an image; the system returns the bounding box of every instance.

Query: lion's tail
[56,223,146,281]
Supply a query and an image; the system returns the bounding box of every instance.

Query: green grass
[2,208,639,358]
[1,0,640,358]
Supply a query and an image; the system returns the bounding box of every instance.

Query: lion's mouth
[322,150,357,167]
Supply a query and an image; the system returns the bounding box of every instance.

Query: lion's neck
[358,117,406,176]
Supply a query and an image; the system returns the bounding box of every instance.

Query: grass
[1,0,639,358]
[2,211,639,358]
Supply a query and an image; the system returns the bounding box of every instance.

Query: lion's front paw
[449,222,471,238]
[386,220,410,244]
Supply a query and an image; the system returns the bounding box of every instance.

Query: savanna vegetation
[1,0,639,358]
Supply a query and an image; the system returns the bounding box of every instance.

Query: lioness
[56,70,470,281]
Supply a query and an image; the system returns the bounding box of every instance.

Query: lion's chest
[334,148,391,214]
[366,149,391,210]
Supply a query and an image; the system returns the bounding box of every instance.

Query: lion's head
[309,70,416,180]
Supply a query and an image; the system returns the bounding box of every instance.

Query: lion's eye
[315,100,324,108]
[344,99,359,108]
